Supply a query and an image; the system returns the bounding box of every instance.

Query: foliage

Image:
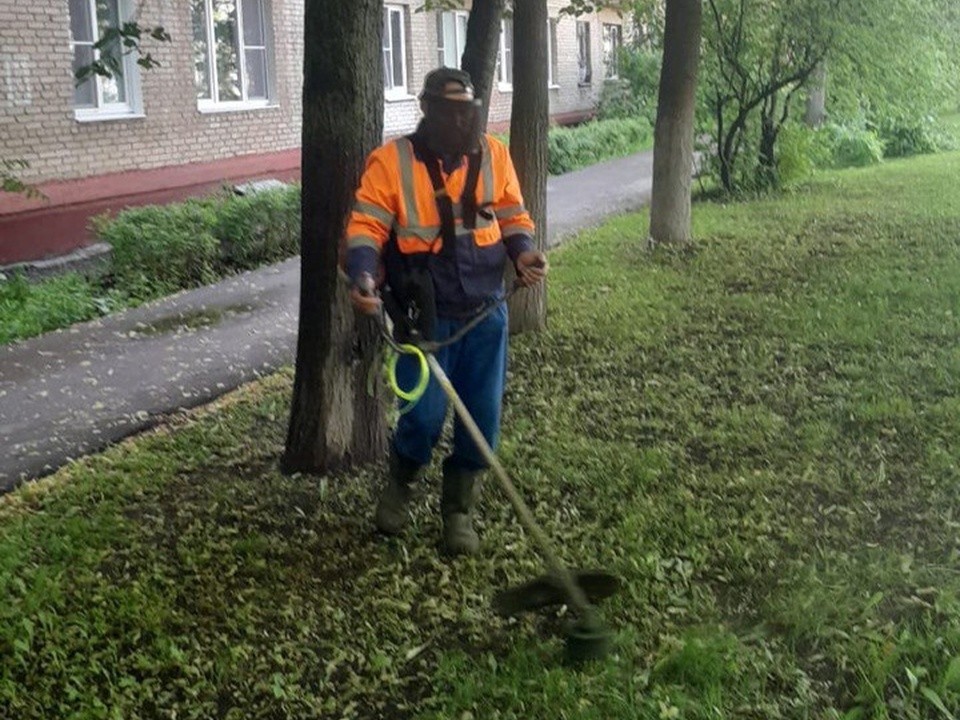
[98,200,222,295]
[699,0,960,193]
[700,0,844,192]
[0,272,127,345]
[73,22,171,86]
[213,186,302,272]
[3,153,960,716]
[939,112,960,150]
[770,115,952,187]
[825,0,960,129]
[823,122,885,168]
[97,186,301,296]
[597,48,661,122]
[548,117,652,174]
[775,122,830,186]
[0,186,300,346]
[875,116,942,159]
[558,0,633,17]
[1,159,42,199]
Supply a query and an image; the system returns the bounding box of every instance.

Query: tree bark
[461,0,506,130]
[507,0,549,334]
[804,61,827,127]
[283,0,388,474]
[649,0,703,245]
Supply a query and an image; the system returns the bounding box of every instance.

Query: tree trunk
[507,0,549,334]
[461,0,506,129]
[649,0,702,245]
[756,92,780,189]
[283,0,388,474]
[804,61,827,128]
[758,111,779,188]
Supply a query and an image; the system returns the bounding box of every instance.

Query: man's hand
[350,272,382,315]
[515,250,548,288]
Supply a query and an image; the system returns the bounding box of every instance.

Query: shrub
[597,48,661,122]
[0,272,124,344]
[824,123,885,168]
[216,185,301,271]
[548,118,652,175]
[97,200,222,296]
[96,185,300,297]
[875,116,940,158]
[777,123,832,186]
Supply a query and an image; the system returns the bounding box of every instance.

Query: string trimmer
[363,278,621,664]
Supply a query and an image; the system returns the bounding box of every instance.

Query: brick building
[0,0,625,265]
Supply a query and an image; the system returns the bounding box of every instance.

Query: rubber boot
[441,459,482,556]
[374,451,422,535]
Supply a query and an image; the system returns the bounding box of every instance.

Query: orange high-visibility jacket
[345,134,535,266]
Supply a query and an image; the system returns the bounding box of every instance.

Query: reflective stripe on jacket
[346,134,535,258]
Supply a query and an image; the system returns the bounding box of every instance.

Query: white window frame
[576,20,593,86]
[603,23,623,80]
[383,4,410,101]
[195,0,276,113]
[497,18,514,91]
[69,0,143,122]
[547,17,560,88]
[437,10,469,69]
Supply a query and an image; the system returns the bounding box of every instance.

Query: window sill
[74,110,145,123]
[548,83,561,90]
[197,101,278,114]
[578,81,593,88]
[385,91,416,103]
[498,82,513,93]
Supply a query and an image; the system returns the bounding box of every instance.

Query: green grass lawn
[3,153,960,718]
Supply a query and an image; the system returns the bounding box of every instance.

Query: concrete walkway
[0,150,655,490]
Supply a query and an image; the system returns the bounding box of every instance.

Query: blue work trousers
[393,304,508,472]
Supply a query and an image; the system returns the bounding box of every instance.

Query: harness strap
[421,152,459,258]
[406,132,485,256]
[461,151,483,230]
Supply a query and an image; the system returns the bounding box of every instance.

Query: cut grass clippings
[2,153,960,718]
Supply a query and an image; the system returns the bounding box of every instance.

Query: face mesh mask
[421,97,482,156]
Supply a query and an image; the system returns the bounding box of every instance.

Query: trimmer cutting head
[565,610,614,664]
[492,570,621,663]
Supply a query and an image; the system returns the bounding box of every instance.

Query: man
[344,67,548,556]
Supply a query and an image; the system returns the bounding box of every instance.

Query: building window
[192,0,274,111]
[548,18,559,87]
[497,18,514,88]
[576,20,592,85]
[603,23,623,79]
[383,5,408,98]
[437,10,469,69]
[69,0,142,120]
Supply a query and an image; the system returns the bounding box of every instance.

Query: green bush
[96,185,301,297]
[548,118,653,175]
[216,186,301,271]
[824,123,885,168]
[875,116,940,157]
[1,185,300,345]
[597,48,661,122]
[0,272,127,344]
[97,200,222,296]
[777,123,832,186]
